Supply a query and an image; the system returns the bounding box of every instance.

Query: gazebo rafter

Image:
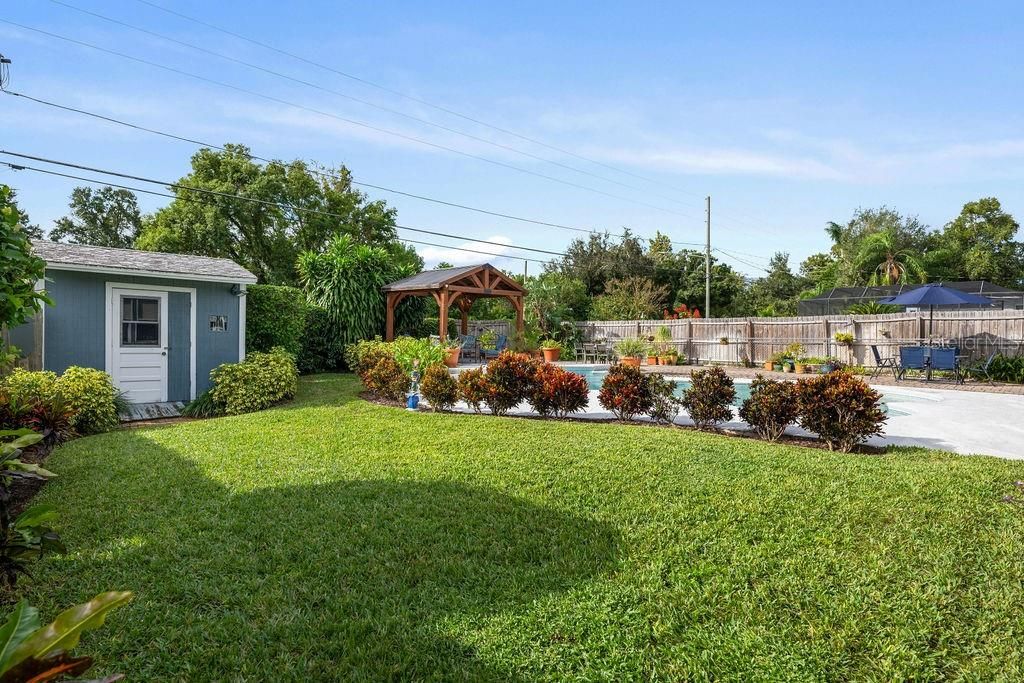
[382,263,527,341]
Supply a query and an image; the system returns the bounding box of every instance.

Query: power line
[48,0,717,214]
[0,89,705,248]
[2,20,705,222]
[0,151,565,258]
[129,0,780,234]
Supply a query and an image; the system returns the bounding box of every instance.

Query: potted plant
[654,326,675,365]
[794,356,807,374]
[769,351,787,372]
[719,336,730,345]
[834,332,854,347]
[614,338,647,367]
[441,337,462,368]
[541,338,562,362]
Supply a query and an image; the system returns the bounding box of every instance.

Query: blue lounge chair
[897,346,927,380]
[870,345,897,379]
[928,347,962,384]
[482,334,507,360]
[459,334,479,362]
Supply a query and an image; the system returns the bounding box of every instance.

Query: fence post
[822,319,830,359]
[746,319,754,364]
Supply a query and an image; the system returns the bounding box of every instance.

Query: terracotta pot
[794,363,806,374]
[763,361,774,370]
[659,356,675,366]
[646,355,658,365]
[621,357,641,368]
[444,347,461,368]
[542,347,561,362]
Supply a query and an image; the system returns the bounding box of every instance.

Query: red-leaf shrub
[598,364,652,421]
[738,375,799,441]
[483,351,540,416]
[795,371,886,452]
[363,357,411,402]
[457,368,489,413]
[647,373,681,425]
[420,363,459,412]
[679,366,735,430]
[529,364,589,418]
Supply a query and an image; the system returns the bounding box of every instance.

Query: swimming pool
[561,365,909,415]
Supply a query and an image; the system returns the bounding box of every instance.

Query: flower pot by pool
[646,355,658,365]
[542,347,561,362]
[444,347,461,368]
[621,357,642,368]
[659,355,675,366]
[763,360,774,371]
[794,363,806,374]
[772,363,784,372]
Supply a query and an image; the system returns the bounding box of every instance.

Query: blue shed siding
[6,317,37,360]
[41,270,242,398]
[167,292,191,402]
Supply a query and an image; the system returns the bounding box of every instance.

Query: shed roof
[32,240,258,284]
[382,263,526,292]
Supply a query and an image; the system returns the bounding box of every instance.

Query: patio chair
[593,341,612,363]
[482,334,508,360]
[896,346,927,381]
[870,345,898,379]
[928,347,962,384]
[573,341,586,362]
[459,334,479,363]
[963,351,998,384]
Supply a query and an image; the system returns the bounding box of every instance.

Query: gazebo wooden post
[438,289,449,340]
[511,294,525,336]
[385,292,396,341]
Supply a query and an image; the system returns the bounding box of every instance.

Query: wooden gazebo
[383,263,527,341]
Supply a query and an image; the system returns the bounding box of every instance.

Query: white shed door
[110,289,168,403]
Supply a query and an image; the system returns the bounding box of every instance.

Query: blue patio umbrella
[878,283,995,338]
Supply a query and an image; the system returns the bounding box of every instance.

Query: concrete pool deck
[446,364,1024,459]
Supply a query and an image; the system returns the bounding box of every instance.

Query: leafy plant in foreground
[679,366,735,431]
[54,367,119,436]
[598,364,652,421]
[210,348,299,415]
[180,390,224,419]
[795,371,887,452]
[0,591,133,682]
[0,430,62,588]
[739,375,799,441]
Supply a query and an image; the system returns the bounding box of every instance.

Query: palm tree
[856,228,928,285]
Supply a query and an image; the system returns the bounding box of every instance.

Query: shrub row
[0,366,121,439]
[597,364,886,452]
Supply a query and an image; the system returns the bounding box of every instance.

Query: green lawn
[23,374,1024,681]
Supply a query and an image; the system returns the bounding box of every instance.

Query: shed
[7,241,257,404]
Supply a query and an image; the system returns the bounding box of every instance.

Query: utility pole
[705,195,711,318]
[523,259,528,281]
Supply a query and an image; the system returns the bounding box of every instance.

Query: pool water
[563,365,907,416]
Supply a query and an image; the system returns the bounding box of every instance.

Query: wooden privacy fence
[575,310,1024,366]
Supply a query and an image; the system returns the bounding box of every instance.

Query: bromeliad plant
[419,363,459,412]
[456,368,489,413]
[0,591,133,682]
[482,352,540,416]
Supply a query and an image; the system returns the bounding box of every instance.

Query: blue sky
[3,1,1023,275]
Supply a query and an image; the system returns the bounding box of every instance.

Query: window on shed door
[121,296,160,346]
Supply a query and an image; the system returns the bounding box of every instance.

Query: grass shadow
[29,430,619,681]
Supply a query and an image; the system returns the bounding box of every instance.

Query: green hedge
[211,348,298,415]
[246,285,307,356]
[297,306,346,374]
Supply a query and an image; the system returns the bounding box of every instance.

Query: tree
[0,188,41,239]
[552,230,653,296]
[50,186,143,248]
[856,227,928,285]
[1,186,50,365]
[590,277,669,320]
[735,252,807,316]
[137,144,398,284]
[523,272,589,337]
[933,198,1023,286]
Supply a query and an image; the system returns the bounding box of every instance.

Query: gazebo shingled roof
[382,263,527,341]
